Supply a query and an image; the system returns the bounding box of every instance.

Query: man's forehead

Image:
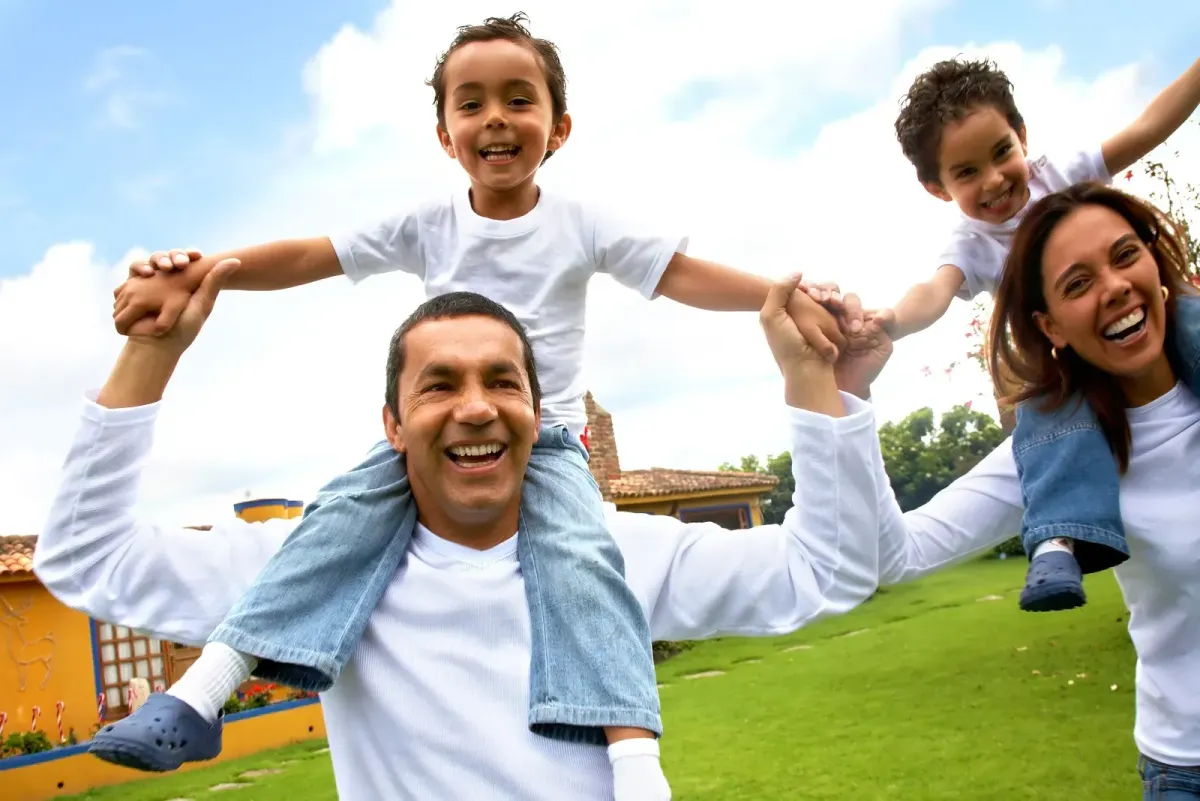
[403,315,525,370]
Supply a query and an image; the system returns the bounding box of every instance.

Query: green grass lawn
[62,557,1139,800]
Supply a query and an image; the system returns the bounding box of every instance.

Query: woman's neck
[1119,354,1177,408]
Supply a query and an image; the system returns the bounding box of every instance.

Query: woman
[840,183,1200,798]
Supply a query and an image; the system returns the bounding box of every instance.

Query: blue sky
[1,0,1195,278]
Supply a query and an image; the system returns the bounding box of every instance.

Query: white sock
[1033,537,1074,559]
[608,738,671,801]
[166,642,258,722]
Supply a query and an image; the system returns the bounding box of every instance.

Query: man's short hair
[384,291,542,419]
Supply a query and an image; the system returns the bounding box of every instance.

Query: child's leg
[520,425,668,801]
[1013,398,1130,612]
[1171,294,1200,396]
[89,440,416,772]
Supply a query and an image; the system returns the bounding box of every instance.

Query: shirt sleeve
[877,436,1025,585]
[330,206,430,284]
[938,226,999,300]
[588,205,688,300]
[611,394,880,642]
[32,396,293,645]
[1050,145,1112,186]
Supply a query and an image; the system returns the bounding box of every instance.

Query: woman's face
[1035,203,1174,404]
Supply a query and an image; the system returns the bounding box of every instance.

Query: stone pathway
[682,670,726,680]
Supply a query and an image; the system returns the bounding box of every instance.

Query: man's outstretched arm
[34,261,294,643]
[611,276,881,641]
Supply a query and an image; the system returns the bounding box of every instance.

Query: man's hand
[97,258,239,410]
[834,326,894,401]
[128,258,240,354]
[761,274,844,417]
[114,249,212,337]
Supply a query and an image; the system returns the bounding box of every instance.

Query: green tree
[718,451,794,526]
[877,404,1006,511]
[719,404,1002,524]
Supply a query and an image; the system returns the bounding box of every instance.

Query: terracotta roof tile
[0,535,36,577]
[609,469,777,499]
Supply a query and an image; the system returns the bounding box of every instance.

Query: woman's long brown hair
[988,182,1195,471]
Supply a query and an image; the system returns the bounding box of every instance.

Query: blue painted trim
[233,498,290,513]
[677,501,754,529]
[0,698,321,772]
[89,619,103,704]
[286,500,303,508]
[0,743,90,770]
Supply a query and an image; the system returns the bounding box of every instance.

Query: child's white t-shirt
[940,146,1111,300]
[330,189,687,436]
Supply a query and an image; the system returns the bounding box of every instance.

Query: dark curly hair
[427,12,568,162]
[895,57,1025,184]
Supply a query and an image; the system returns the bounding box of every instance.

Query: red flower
[1125,170,1134,181]
[965,400,973,410]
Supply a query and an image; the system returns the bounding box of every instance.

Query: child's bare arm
[115,237,341,336]
[1102,57,1200,176]
[880,264,965,340]
[654,253,849,361]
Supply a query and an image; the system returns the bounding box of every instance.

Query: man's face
[384,315,539,536]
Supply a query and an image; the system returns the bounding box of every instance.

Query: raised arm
[829,327,1026,584]
[615,275,880,640]
[1102,57,1200,176]
[34,262,293,642]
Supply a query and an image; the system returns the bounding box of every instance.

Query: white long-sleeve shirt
[874,382,1200,767]
[34,392,883,801]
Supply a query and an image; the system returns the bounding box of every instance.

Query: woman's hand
[760,274,845,417]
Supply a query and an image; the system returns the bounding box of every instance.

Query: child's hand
[797,278,868,337]
[128,248,204,277]
[866,307,898,337]
[784,283,847,363]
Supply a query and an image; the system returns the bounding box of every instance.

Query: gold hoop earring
[1162,285,1170,302]
[1050,347,1058,360]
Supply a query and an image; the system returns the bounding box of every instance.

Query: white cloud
[84,45,172,130]
[3,1,1196,532]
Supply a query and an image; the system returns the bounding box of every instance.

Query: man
[33,263,891,800]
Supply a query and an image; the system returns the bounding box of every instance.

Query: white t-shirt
[331,190,687,435]
[940,146,1111,299]
[36,392,882,800]
[878,383,1200,766]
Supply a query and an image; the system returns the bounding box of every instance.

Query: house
[584,393,777,527]
[1,520,323,801]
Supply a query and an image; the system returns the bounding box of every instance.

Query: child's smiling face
[926,104,1032,225]
[436,38,571,200]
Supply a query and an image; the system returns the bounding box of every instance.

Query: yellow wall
[4,700,327,800]
[233,498,292,524]
[0,579,99,746]
[615,492,766,526]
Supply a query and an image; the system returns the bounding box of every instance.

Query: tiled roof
[0,535,36,577]
[609,468,777,499]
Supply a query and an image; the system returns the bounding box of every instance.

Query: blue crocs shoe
[89,693,223,772]
[1019,550,1087,612]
